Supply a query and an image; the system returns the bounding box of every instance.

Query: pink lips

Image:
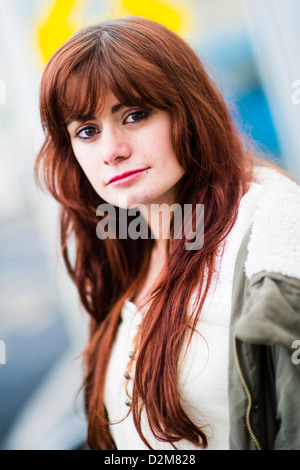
[108,168,149,186]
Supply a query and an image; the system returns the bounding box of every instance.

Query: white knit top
[104,168,275,450]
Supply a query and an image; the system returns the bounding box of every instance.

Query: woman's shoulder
[230,164,300,349]
[244,164,300,281]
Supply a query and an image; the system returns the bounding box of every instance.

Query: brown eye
[77,126,99,140]
[124,111,148,124]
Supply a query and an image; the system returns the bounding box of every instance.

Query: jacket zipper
[233,335,262,450]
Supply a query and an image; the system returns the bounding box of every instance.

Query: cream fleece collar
[245,166,300,280]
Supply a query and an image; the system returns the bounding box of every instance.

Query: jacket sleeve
[271,338,300,449]
[268,275,300,449]
[232,272,300,449]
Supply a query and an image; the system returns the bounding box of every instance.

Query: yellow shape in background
[37,0,84,65]
[37,0,192,66]
[113,0,190,33]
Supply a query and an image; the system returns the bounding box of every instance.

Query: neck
[137,201,174,255]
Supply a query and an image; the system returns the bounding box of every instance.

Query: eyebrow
[111,103,125,115]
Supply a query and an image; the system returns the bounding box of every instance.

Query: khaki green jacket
[229,227,300,449]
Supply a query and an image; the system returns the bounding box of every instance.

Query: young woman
[35,16,300,450]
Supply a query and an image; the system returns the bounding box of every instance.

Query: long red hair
[35,16,253,449]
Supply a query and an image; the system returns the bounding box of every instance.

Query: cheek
[154,137,182,174]
[73,148,97,179]
[150,122,178,165]
[74,157,102,196]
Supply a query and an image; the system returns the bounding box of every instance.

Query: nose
[101,126,131,166]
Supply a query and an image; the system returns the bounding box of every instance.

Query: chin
[115,192,157,210]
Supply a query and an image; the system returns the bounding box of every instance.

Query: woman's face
[67,91,185,210]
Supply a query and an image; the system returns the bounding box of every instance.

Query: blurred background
[0,0,300,450]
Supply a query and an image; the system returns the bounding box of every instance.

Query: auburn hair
[35,16,253,449]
